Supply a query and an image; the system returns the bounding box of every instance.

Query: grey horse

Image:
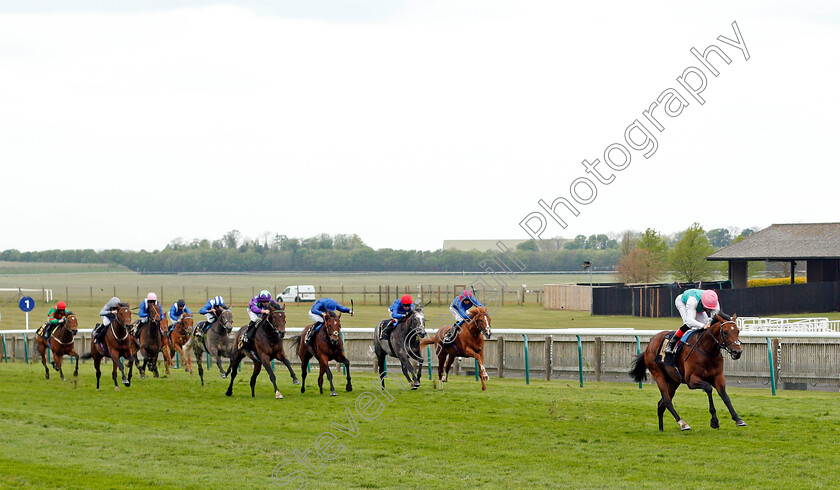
[374,305,427,390]
[191,308,236,386]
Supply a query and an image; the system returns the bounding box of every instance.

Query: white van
[277,285,317,303]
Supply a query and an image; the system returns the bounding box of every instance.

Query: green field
[1,362,839,488]
[0,261,130,274]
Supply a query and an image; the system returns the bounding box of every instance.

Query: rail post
[206,352,210,369]
[523,334,530,385]
[427,345,432,380]
[2,334,7,363]
[498,336,505,378]
[340,332,346,375]
[635,336,642,389]
[576,335,583,388]
[474,359,479,381]
[23,334,30,364]
[544,336,552,381]
[766,337,776,396]
[175,352,180,369]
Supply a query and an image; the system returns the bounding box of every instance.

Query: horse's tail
[419,333,437,348]
[290,335,302,352]
[629,352,647,382]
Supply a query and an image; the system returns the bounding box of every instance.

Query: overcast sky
[1,1,837,252]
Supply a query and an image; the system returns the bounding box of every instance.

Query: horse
[167,313,194,374]
[36,312,80,381]
[192,307,235,386]
[291,311,352,396]
[133,303,167,379]
[87,304,136,391]
[374,305,428,389]
[225,303,300,399]
[156,315,175,376]
[420,306,492,391]
[629,313,747,431]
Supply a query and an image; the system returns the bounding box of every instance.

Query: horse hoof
[711,420,720,429]
[678,420,691,431]
[220,374,227,379]
[293,379,301,385]
[301,387,306,394]
[140,374,145,380]
[61,377,66,382]
[275,391,284,399]
[330,391,337,397]
[736,419,747,427]
[346,385,353,392]
[115,386,120,392]
[225,390,232,397]
[44,374,49,380]
[411,385,419,390]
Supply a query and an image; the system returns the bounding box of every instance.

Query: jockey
[168,299,192,330]
[305,298,352,347]
[241,290,281,347]
[665,289,721,354]
[136,292,162,337]
[380,294,414,340]
[199,295,228,328]
[93,296,122,343]
[43,301,68,338]
[445,290,484,343]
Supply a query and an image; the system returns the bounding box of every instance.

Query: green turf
[1,361,839,489]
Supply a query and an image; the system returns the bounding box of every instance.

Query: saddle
[194,321,210,335]
[37,323,50,339]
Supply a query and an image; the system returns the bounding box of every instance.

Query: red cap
[401,294,412,305]
[57,301,67,310]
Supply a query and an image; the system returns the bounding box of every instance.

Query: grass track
[1,362,839,488]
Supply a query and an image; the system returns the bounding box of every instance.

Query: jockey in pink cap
[665,289,721,354]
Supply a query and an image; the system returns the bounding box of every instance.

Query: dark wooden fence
[593,280,840,317]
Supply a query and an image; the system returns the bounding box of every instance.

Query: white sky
[1,1,837,252]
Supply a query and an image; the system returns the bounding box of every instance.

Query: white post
[25,311,29,330]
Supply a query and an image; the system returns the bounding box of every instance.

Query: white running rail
[737,316,840,333]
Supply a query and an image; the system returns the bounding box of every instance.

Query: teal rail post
[175,352,180,369]
[576,335,583,388]
[474,359,479,381]
[426,345,432,380]
[523,334,530,385]
[307,360,311,373]
[766,337,776,396]
[23,334,30,364]
[635,336,642,389]
[206,352,210,369]
[272,360,275,370]
[2,334,6,363]
[47,348,52,364]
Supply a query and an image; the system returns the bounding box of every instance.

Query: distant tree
[617,248,663,283]
[669,223,716,282]
[706,228,733,248]
[222,230,241,249]
[564,235,586,250]
[517,239,540,252]
[741,228,757,238]
[620,230,638,256]
[637,228,669,262]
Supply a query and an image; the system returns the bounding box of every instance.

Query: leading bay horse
[374,305,428,389]
[292,311,352,396]
[421,306,492,391]
[88,304,135,391]
[226,303,299,399]
[629,313,747,431]
[192,307,235,386]
[36,312,80,381]
[135,302,165,379]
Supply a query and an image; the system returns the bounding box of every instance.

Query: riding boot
[242,321,255,346]
[664,325,688,354]
[444,322,461,344]
[380,320,395,340]
[93,324,105,343]
[306,323,321,347]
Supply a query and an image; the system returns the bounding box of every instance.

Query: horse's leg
[225,350,246,397]
[464,347,488,391]
[317,354,336,396]
[111,353,121,391]
[216,351,227,379]
[397,352,415,389]
[300,351,311,394]
[93,353,102,390]
[56,354,65,381]
[437,350,446,382]
[195,345,205,386]
[713,374,746,426]
[443,354,456,383]
[250,361,262,398]
[336,352,352,392]
[162,343,172,375]
[687,375,719,429]
[259,353,283,399]
[376,349,387,388]
[71,348,79,377]
[39,341,49,380]
[126,351,134,387]
[278,354,300,385]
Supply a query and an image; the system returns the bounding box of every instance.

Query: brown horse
[292,311,352,396]
[36,312,80,381]
[226,303,299,399]
[629,313,747,431]
[166,313,194,374]
[89,304,135,391]
[421,306,492,391]
[135,303,165,379]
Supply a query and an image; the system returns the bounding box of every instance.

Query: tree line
[0,226,759,276]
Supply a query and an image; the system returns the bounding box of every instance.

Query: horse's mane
[468,306,487,316]
[66,310,75,316]
[326,310,340,318]
[118,302,129,308]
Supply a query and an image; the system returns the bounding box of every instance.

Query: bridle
[684,320,740,359]
[259,309,286,339]
[323,314,342,344]
[111,306,131,341]
[468,312,492,340]
[51,314,78,345]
